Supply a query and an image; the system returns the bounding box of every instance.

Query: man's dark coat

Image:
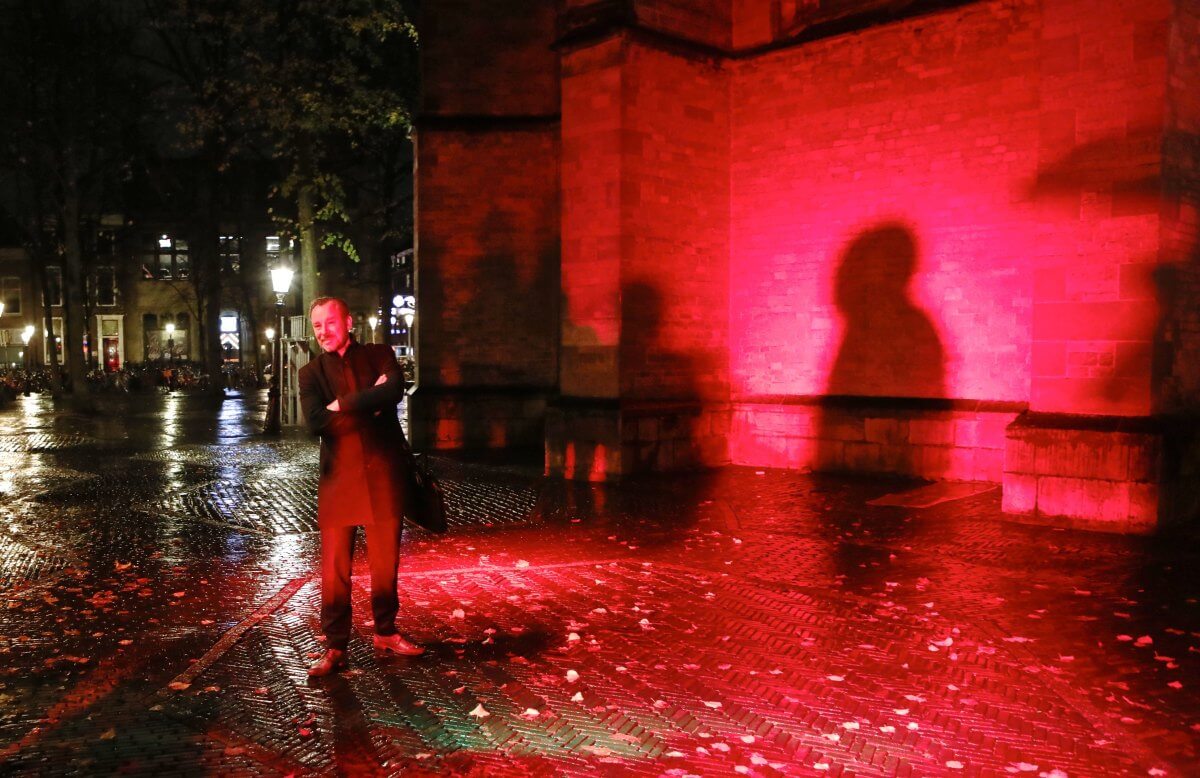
[298,339,409,528]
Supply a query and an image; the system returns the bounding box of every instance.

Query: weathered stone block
[1002,473,1037,514]
[1037,476,1129,524]
[909,419,956,447]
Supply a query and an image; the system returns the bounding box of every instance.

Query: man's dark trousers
[319,518,403,651]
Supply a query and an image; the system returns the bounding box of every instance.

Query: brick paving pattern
[0,392,1197,776]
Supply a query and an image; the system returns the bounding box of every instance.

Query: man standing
[298,296,424,677]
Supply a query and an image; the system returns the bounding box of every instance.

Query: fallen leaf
[468,703,490,718]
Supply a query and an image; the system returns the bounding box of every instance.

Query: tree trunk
[195,175,224,397]
[298,184,318,322]
[60,176,89,400]
[34,249,63,395]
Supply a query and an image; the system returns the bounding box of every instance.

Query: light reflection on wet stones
[0,393,1196,776]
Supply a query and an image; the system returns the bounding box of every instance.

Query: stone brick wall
[419,0,1200,529]
[414,129,559,390]
[412,0,560,451]
[730,0,1041,407]
[621,41,729,403]
[560,37,625,400]
[633,0,732,48]
[418,0,558,116]
[1003,414,1163,533]
[1160,0,1200,410]
[1030,0,1170,418]
[732,398,1016,482]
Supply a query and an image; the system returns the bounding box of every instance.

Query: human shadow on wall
[443,206,558,456]
[823,223,946,405]
[1025,129,1176,413]
[817,223,947,583]
[548,279,721,550]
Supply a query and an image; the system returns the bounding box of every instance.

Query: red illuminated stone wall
[410,1,560,451]
[730,0,1041,406]
[549,35,730,479]
[417,0,1200,529]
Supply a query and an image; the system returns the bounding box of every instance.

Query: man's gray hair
[309,296,350,317]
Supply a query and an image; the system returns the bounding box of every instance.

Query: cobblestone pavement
[0,392,1197,777]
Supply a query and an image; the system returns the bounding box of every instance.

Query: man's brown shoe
[373,634,425,657]
[307,648,347,677]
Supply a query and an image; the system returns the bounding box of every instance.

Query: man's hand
[326,398,340,412]
[374,374,388,386]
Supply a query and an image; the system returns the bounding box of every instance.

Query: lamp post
[264,265,294,434]
[19,325,32,392]
[368,314,378,344]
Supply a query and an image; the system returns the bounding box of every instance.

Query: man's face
[311,302,354,354]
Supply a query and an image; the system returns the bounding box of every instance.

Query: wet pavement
[0,391,1198,777]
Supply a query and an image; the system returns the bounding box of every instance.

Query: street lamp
[263,327,276,390]
[264,265,294,434]
[368,314,378,344]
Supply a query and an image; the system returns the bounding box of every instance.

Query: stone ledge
[730,397,1020,482]
[1002,410,1200,534]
